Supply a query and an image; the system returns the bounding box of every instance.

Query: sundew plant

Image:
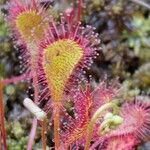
[0,0,150,150]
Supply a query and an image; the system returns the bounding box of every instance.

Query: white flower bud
[23,98,47,121]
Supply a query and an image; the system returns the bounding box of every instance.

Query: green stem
[84,102,119,150]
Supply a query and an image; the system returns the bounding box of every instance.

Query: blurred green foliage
[122,13,150,61]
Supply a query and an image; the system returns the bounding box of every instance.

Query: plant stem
[24,98,47,150]
[84,102,118,150]
[77,0,82,22]
[53,102,61,149]
[0,81,7,150]
[26,41,40,150]
[32,70,39,104]
[26,69,39,150]
[27,118,37,150]
[41,120,47,150]
[26,70,39,150]
[1,72,30,85]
